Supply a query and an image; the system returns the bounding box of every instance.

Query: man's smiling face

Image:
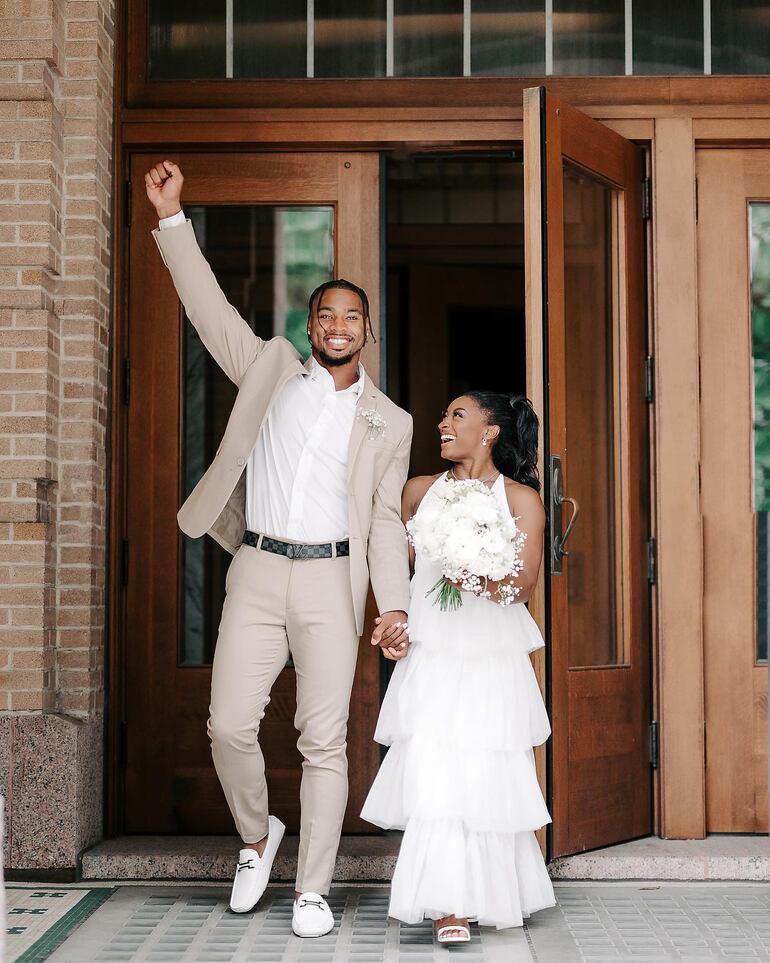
[308,287,367,368]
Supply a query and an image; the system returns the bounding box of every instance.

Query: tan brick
[12,648,53,669]
[10,689,52,710]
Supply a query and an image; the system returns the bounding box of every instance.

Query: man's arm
[145,160,264,386]
[366,419,413,617]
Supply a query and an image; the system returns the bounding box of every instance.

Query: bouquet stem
[427,577,463,611]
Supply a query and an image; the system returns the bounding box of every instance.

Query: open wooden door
[119,152,381,834]
[524,88,652,857]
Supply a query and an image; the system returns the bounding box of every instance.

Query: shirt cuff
[158,209,186,230]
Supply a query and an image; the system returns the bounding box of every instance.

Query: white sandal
[435,921,471,944]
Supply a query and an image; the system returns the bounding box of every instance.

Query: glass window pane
[712,0,770,74]
[563,164,623,668]
[181,206,333,666]
[471,0,545,75]
[233,0,307,78]
[394,0,464,77]
[750,202,770,663]
[149,0,226,79]
[315,0,386,77]
[633,0,703,74]
[553,0,625,76]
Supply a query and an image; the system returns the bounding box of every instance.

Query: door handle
[549,454,580,574]
[556,495,580,558]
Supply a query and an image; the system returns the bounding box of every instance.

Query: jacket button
[236,457,245,467]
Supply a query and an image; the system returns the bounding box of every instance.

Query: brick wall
[0,0,114,869]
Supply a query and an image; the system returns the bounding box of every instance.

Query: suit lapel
[347,373,380,484]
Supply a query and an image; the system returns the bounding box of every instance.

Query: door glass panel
[750,202,770,663]
[563,163,624,668]
[181,205,334,666]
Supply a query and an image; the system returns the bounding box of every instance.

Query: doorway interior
[385,154,527,477]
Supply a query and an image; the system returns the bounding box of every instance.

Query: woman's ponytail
[466,391,540,492]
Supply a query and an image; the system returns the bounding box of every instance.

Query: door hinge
[645,355,654,403]
[124,179,132,227]
[121,537,129,586]
[642,175,652,221]
[123,357,131,406]
[647,536,657,585]
[649,720,659,769]
[119,720,128,769]
[695,177,699,224]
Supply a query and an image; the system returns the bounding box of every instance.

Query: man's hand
[371,610,409,661]
[144,160,184,219]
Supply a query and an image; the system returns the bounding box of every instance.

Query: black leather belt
[242,530,350,560]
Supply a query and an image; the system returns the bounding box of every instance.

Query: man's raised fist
[144,159,184,219]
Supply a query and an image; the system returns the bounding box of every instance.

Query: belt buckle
[285,543,295,560]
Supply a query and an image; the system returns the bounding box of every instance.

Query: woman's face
[438,395,498,461]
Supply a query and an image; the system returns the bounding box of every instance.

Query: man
[145,160,412,937]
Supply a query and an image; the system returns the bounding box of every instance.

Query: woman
[361,392,555,942]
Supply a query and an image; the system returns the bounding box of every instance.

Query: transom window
[148,0,770,80]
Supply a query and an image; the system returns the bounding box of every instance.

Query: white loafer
[229,815,285,914]
[292,891,335,937]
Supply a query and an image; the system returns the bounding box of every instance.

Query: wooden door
[524,88,652,856]
[697,148,769,833]
[121,152,381,833]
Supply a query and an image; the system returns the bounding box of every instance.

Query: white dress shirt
[159,209,364,542]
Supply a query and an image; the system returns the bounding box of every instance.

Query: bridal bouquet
[406,478,527,611]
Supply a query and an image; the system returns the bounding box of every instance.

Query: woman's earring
[482,435,488,447]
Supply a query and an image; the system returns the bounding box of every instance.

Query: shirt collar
[306,354,365,398]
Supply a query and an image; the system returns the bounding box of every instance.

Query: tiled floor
[31,883,770,963]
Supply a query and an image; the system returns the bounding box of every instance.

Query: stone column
[0,0,115,871]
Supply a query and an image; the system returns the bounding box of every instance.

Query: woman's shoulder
[405,472,444,498]
[403,472,444,513]
[501,477,545,518]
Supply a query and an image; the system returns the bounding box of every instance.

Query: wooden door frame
[105,100,770,852]
[105,128,648,836]
[696,147,770,833]
[107,136,656,849]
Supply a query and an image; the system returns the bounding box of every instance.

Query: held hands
[144,159,184,220]
[371,610,410,661]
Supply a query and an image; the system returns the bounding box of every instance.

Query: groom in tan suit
[145,160,412,936]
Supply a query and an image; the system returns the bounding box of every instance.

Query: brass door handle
[549,454,580,574]
[554,494,580,559]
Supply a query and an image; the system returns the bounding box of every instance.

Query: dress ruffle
[361,472,555,930]
[373,641,551,754]
[387,819,556,930]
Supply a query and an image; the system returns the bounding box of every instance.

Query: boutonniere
[357,406,387,439]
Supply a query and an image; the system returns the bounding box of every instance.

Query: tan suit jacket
[151,219,412,634]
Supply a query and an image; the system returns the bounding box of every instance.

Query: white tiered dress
[361,472,555,930]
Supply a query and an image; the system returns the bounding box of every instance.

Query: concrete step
[549,834,769,881]
[81,834,400,882]
[81,833,769,882]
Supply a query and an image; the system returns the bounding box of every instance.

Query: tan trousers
[207,542,360,895]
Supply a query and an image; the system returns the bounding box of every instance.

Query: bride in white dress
[361,391,555,942]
